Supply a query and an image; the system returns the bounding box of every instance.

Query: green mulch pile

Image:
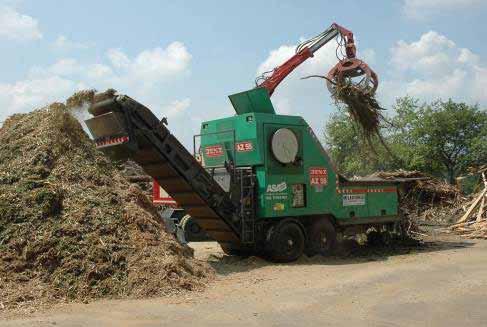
[0,98,211,313]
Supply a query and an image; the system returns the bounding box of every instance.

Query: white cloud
[472,66,487,102]
[29,58,82,77]
[257,40,337,77]
[403,0,485,19]
[163,98,191,118]
[361,48,376,65]
[255,38,343,134]
[107,48,130,68]
[0,41,192,123]
[405,69,467,98]
[257,44,294,76]
[0,76,79,116]
[391,31,455,75]
[53,35,91,50]
[272,97,292,115]
[458,48,479,65]
[380,30,487,106]
[132,42,191,79]
[85,63,113,80]
[0,5,41,40]
[100,42,192,89]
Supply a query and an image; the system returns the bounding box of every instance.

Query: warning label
[343,194,366,206]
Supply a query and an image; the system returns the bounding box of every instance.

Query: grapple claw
[326,58,378,95]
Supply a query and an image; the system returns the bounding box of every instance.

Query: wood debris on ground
[450,172,487,239]
[357,170,463,224]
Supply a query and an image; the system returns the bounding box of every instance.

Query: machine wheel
[367,229,392,246]
[268,221,305,263]
[381,231,392,245]
[180,215,207,242]
[366,230,382,246]
[306,218,337,257]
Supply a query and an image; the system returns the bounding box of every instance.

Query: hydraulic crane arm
[303,23,356,58]
[256,23,377,96]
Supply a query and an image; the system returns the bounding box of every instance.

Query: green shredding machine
[84,23,401,262]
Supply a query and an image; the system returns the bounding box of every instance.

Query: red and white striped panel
[153,180,178,207]
[336,188,396,194]
[95,136,130,149]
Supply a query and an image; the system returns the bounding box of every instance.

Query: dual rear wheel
[267,218,337,262]
[306,218,337,257]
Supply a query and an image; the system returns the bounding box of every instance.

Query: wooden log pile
[360,170,463,223]
[450,172,487,239]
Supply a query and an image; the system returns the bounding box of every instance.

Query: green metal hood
[228,87,275,115]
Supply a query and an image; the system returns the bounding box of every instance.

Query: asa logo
[266,182,287,193]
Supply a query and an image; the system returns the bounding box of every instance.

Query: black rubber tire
[180,215,207,242]
[395,219,411,241]
[367,230,382,246]
[268,222,305,263]
[381,231,392,246]
[306,218,337,257]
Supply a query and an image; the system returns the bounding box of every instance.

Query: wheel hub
[320,232,328,249]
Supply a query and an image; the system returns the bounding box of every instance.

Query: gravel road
[2,234,487,327]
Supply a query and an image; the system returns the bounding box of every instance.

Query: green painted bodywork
[199,88,399,225]
[228,87,276,115]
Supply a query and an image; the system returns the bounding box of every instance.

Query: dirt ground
[2,231,487,327]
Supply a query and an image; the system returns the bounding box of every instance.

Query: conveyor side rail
[85,95,241,245]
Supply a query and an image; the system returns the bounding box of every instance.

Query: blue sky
[1,0,486,147]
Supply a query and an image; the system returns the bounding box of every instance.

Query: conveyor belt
[85,95,241,245]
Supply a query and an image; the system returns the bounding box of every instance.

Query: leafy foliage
[324,97,487,183]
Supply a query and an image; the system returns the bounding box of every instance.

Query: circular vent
[271,128,299,164]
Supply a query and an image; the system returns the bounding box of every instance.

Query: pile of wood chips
[0,93,212,313]
[450,172,487,239]
[122,160,153,195]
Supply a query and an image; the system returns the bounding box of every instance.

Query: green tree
[324,97,487,183]
[412,100,487,183]
[324,112,395,177]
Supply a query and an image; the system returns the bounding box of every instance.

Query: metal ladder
[239,169,256,244]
